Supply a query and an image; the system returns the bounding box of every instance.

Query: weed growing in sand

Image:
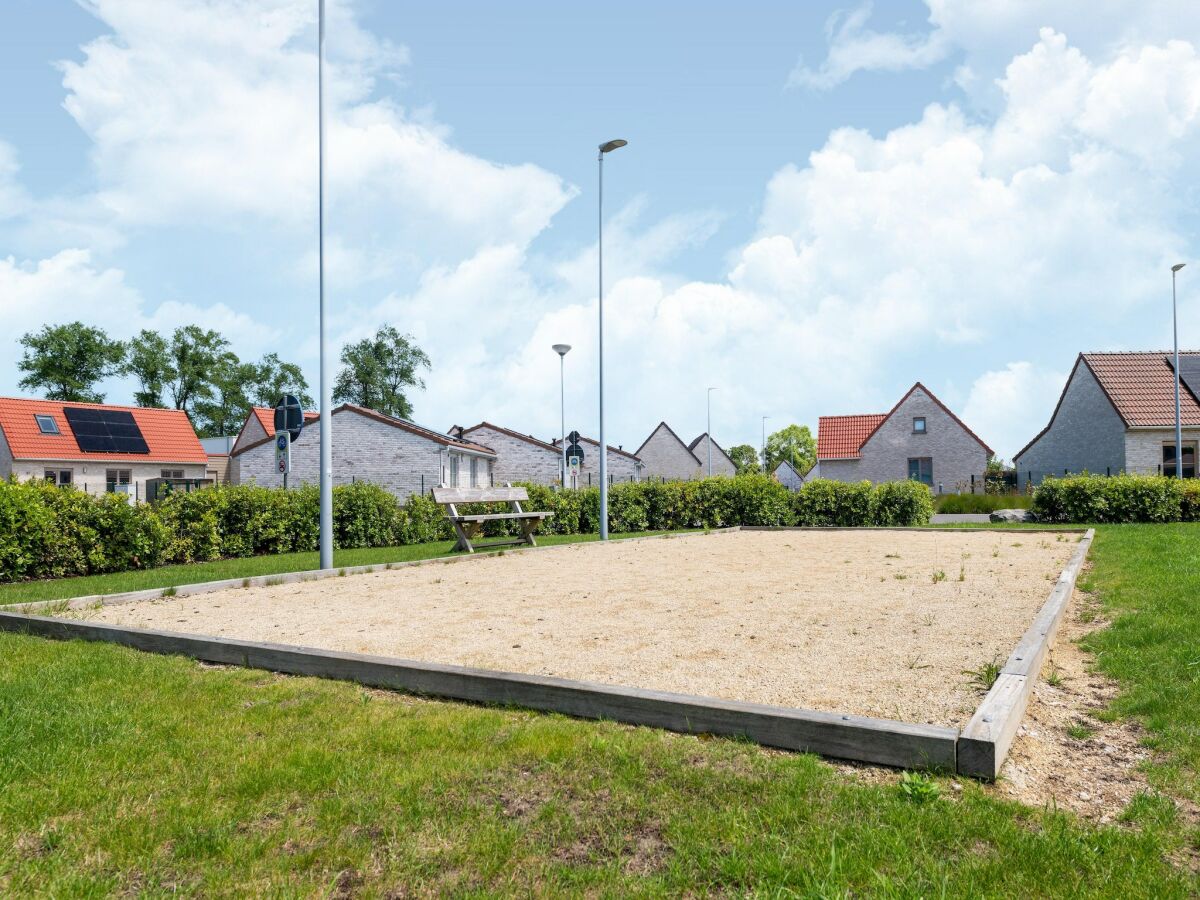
[906,655,932,670]
[263,577,285,588]
[898,771,940,804]
[893,573,908,581]
[963,657,1002,692]
[957,564,966,582]
[338,569,347,577]
[40,599,72,616]
[1011,542,1023,548]
[242,578,251,588]
[885,553,900,559]
[1066,721,1096,741]
[921,613,935,627]
[1045,667,1064,687]
[931,570,947,584]
[992,547,1000,558]
[161,586,177,598]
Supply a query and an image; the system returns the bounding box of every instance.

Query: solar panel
[1178,357,1200,407]
[63,408,150,454]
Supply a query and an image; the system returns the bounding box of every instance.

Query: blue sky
[2,1,1199,460]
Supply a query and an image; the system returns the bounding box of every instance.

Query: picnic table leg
[519,517,538,547]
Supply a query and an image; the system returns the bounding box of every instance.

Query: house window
[912,417,927,435]
[35,414,60,434]
[106,469,132,492]
[908,457,933,487]
[469,457,479,488]
[161,469,185,479]
[449,455,460,487]
[1163,441,1198,478]
[43,469,72,486]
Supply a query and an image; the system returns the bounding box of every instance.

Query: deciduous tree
[17,322,125,403]
[727,444,762,475]
[333,326,430,419]
[765,424,816,474]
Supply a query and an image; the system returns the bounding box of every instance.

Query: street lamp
[597,138,627,540]
[706,387,716,476]
[553,344,571,487]
[1173,263,1186,479]
[762,416,769,473]
[317,0,333,570]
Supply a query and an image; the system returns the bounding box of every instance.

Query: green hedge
[0,475,934,583]
[1032,474,1200,523]
[934,493,1033,514]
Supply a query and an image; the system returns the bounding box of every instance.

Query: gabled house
[450,422,563,486]
[551,434,644,484]
[635,422,702,480]
[0,396,207,498]
[688,432,737,477]
[231,406,319,456]
[772,459,807,490]
[230,404,496,499]
[815,383,992,493]
[1014,351,1200,484]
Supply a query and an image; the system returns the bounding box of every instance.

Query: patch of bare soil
[993,587,1160,823]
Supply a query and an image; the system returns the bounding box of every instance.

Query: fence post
[1106,466,1111,477]
[421,474,424,495]
[970,473,975,493]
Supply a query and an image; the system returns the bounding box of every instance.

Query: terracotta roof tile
[0,396,206,464]
[1082,351,1200,427]
[816,414,887,459]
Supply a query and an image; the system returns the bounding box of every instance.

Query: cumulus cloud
[963,362,1068,462]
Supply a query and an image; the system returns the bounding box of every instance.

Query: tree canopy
[333,325,430,419]
[765,424,816,474]
[17,322,126,403]
[726,444,762,475]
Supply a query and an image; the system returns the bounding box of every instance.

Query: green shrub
[1182,481,1200,522]
[793,479,873,526]
[1033,474,1186,523]
[871,480,935,526]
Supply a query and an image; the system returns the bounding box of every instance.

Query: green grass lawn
[1,524,1198,896]
[0,531,695,606]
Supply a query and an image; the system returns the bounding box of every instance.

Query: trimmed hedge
[934,493,1032,515]
[0,475,934,583]
[1032,474,1200,524]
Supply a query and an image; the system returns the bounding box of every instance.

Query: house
[231,406,320,456]
[816,383,992,493]
[1014,351,1200,484]
[0,396,207,498]
[772,459,807,490]
[230,404,497,499]
[450,422,563,486]
[200,435,235,485]
[551,434,644,484]
[635,422,702,480]
[688,433,737,477]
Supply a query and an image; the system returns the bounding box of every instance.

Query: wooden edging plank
[0,528,741,616]
[957,528,1096,779]
[0,611,957,771]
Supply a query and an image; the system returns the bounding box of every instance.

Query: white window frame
[469,456,479,488]
[449,455,460,487]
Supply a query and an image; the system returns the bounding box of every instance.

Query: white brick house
[635,422,702,480]
[451,422,563,486]
[231,404,496,500]
[688,433,737,478]
[0,396,207,498]
[1014,351,1200,484]
[772,459,807,490]
[816,383,992,493]
[552,434,644,485]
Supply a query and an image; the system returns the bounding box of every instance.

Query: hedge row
[1032,474,1200,524]
[0,475,933,583]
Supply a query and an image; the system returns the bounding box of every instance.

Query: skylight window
[35,414,59,435]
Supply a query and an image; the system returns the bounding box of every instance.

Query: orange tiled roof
[1083,351,1200,427]
[250,406,320,435]
[816,414,887,459]
[0,396,206,464]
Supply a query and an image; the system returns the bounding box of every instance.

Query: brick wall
[232,415,268,454]
[820,387,989,492]
[0,428,12,479]
[690,434,737,477]
[636,424,700,480]
[232,408,493,500]
[6,458,205,497]
[558,438,642,485]
[460,425,561,486]
[1014,363,1127,484]
[1125,427,1200,476]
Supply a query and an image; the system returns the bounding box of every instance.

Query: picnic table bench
[431,485,553,553]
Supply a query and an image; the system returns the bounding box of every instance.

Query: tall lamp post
[1173,263,1186,479]
[317,0,333,570]
[553,344,571,487]
[761,416,770,473]
[597,138,627,540]
[706,387,716,476]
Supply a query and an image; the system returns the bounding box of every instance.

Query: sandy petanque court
[74,530,1081,727]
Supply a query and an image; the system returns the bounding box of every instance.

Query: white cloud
[963,362,1067,462]
[788,4,950,90]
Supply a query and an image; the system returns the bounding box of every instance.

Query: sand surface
[77,530,1080,727]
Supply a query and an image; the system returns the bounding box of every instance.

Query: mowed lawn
[0,525,1198,896]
